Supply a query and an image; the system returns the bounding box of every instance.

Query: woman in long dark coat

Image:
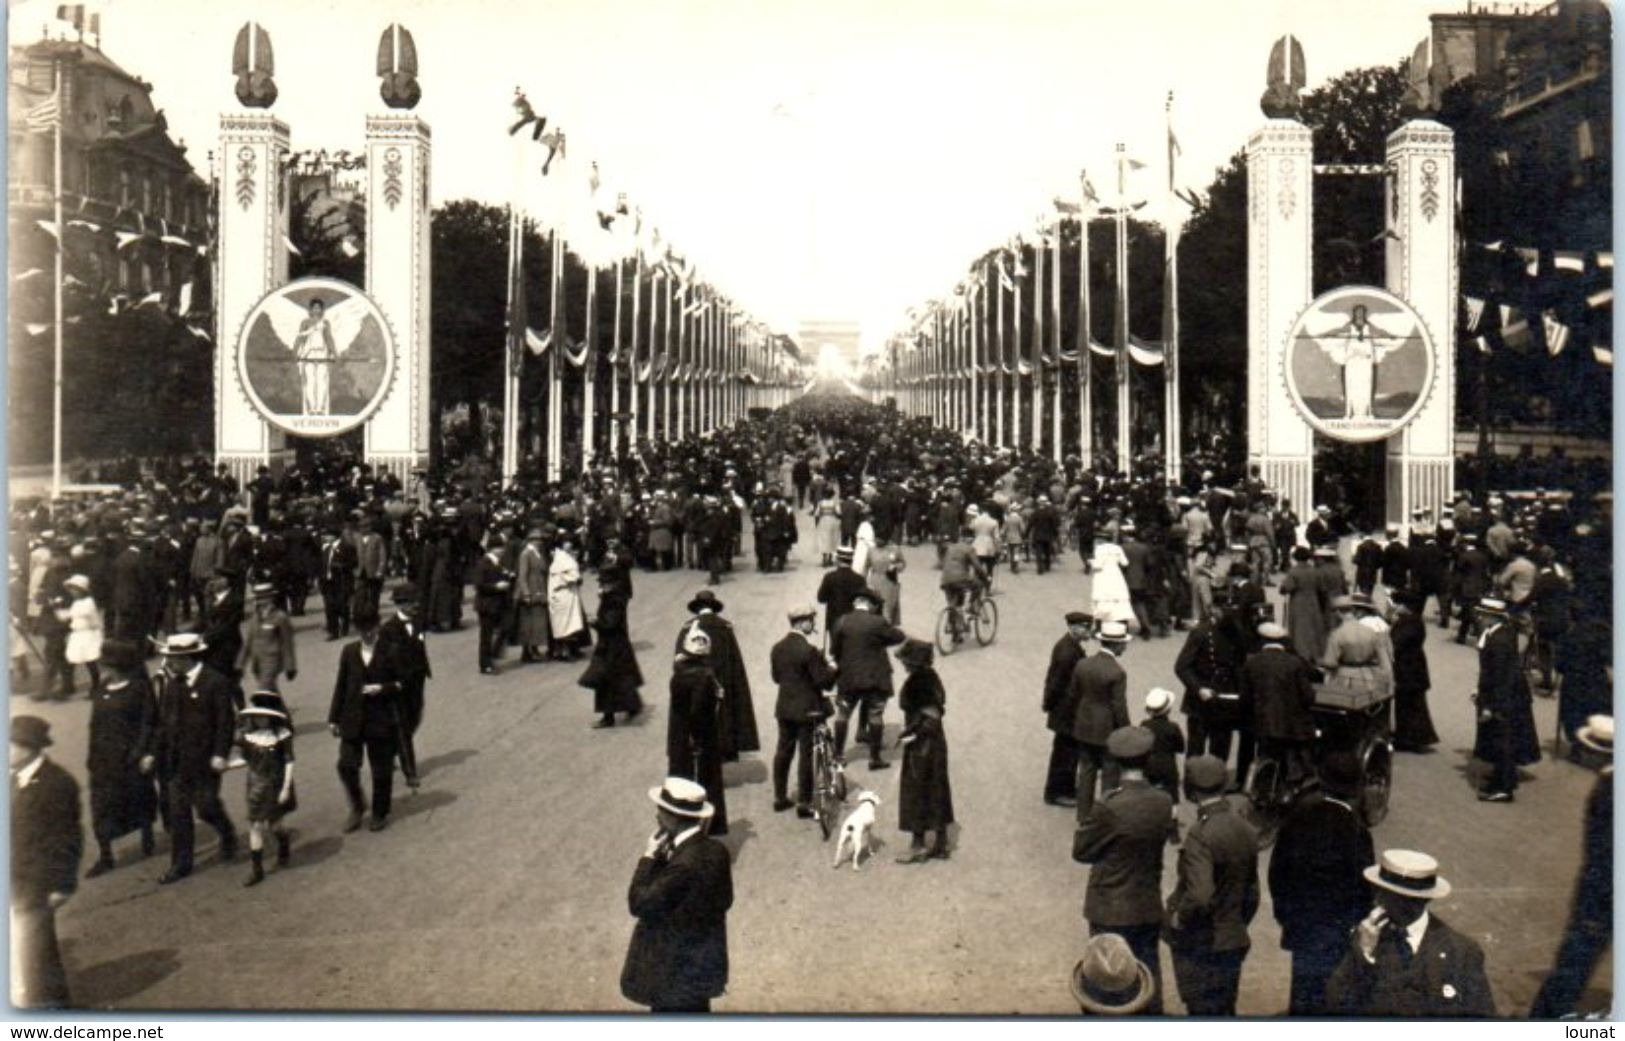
[580,571,643,728]
[84,639,157,876]
[1389,592,1439,752]
[1555,599,1612,755]
[667,630,728,836]
[895,638,953,863]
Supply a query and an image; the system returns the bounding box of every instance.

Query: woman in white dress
[812,486,842,567]
[58,574,104,692]
[852,506,877,578]
[547,537,591,661]
[1089,541,1135,632]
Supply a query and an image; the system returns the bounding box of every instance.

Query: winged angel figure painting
[1288,291,1430,430]
[240,283,388,428]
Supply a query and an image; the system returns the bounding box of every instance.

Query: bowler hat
[391,582,419,605]
[1364,849,1451,900]
[98,639,142,672]
[1106,726,1153,762]
[687,590,725,615]
[1070,933,1154,1016]
[11,716,53,751]
[896,638,934,669]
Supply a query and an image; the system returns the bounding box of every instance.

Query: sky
[11,0,1449,352]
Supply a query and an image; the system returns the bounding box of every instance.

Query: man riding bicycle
[940,528,989,613]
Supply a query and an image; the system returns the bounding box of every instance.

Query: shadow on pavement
[722,758,766,788]
[417,747,479,776]
[718,817,755,866]
[70,947,180,1006]
[394,788,458,820]
[294,719,331,738]
[285,834,344,870]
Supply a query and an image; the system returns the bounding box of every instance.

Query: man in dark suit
[1304,505,1333,549]
[319,527,359,640]
[1162,755,1260,1016]
[472,538,513,675]
[110,527,158,642]
[1326,849,1495,1016]
[379,583,432,790]
[621,777,733,1013]
[10,716,82,1008]
[815,546,867,641]
[1029,497,1061,575]
[1242,622,1318,786]
[1120,525,1156,638]
[1473,597,1537,802]
[355,516,387,619]
[1379,524,1410,595]
[328,611,405,832]
[1175,606,1254,790]
[153,633,239,884]
[1042,611,1092,806]
[198,572,247,698]
[1268,752,1376,1015]
[829,588,906,769]
[1452,534,1491,644]
[1070,622,1131,822]
[1074,727,1173,1013]
[769,605,837,817]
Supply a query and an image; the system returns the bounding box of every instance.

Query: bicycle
[809,713,848,841]
[934,585,999,656]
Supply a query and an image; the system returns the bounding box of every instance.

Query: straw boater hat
[1143,688,1174,717]
[1577,715,1613,756]
[1098,620,1129,642]
[786,604,817,624]
[154,632,208,656]
[251,582,278,601]
[1364,849,1452,900]
[1476,596,1509,617]
[1257,621,1288,642]
[63,574,91,593]
[1070,933,1155,1015]
[649,776,714,820]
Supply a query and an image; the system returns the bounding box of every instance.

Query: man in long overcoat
[1041,611,1091,806]
[10,716,82,1008]
[620,778,733,1013]
[675,590,759,761]
[1069,622,1131,822]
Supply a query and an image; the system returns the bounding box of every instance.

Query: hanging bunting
[526,328,550,355]
[1462,295,1485,332]
[1554,250,1586,273]
[1088,339,1115,358]
[1541,311,1570,356]
[1593,344,1612,366]
[1588,288,1613,309]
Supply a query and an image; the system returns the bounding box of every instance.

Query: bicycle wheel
[1358,739,1392,828]
[934,606,959,656]
[974,597,998,646]
[811,742,837,841]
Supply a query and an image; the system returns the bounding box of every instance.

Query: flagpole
[675,283,688,437]
[1050,223,1062,463]
[1114,143,1132,477]
[973,275,985,443]
[661,274,672,442]
[583,260,597,471]
[1032,238,1045,454]
[502,204,519,485]
[610,256,623,460]
[1164,93,1182,486]
[650,271,663,444]
[51,62,64,501]
[995,260,1006,447]
[629,253,641,452]
[1077,176,1093,468]
[548,231,564,484]
[1012,252,1023,448]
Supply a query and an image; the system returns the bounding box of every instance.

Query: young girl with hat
[57,575,103,697]
[895,638,955,864]
[236,691,297,886]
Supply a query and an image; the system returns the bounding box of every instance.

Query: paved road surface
[26,514,1610,1014]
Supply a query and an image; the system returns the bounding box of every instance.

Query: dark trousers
[1258,737,1316,788]
[478,611,504,670]
[357,577,384,619]
[1033,539,1054,574]
[1530,915,1611,1018]
[1044,732,1079,800]
[834,689,887,762]
[1455,597,1482,643]
[321,577,354,637]
[1129,589,1155,636]
[1480,717,1519,794]
[1092,921,1164,1015]
[650,999,711,1013]
[11,905,68,1008]
[1074,741,1120,823]
[338,734,398,819]
[772,718,815,805]
[166,773,236,872]
[1171,945,1247,1016]
[1187,713,1255,790]
[1288,941,1343,1016]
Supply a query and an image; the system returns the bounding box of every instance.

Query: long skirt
[1392,683,1439,750]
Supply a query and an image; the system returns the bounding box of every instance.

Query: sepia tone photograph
[4,0,1614,1019]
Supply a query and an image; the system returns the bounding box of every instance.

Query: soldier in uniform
[1073,726,1173,1013]
[1162,755,1260,1017]
[240,582,298,694]
[1041,611,1092,807]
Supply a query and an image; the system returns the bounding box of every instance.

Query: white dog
[831,790,881,871]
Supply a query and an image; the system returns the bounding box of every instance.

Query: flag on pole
[1598,251,1614,270]
[56,5,86,30]
[1554,250,1586,272]
[1473,335,1492,354]
[177,281,194,317]
[1587,288,1613,309]
[26,92,61,133]
[1515,247,1539,275]
[1541,311,1570,356]
[1462,295,1485,332]
[1593,344,1612,366]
